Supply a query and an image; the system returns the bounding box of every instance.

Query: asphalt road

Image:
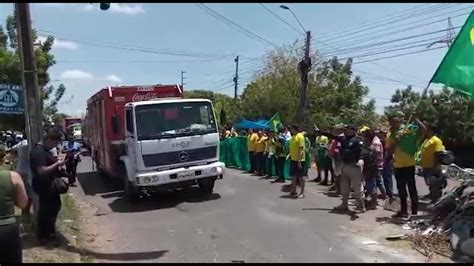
[72,155,423,263]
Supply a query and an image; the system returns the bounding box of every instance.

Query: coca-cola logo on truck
[131,92,176,102]
[132,93,158,102]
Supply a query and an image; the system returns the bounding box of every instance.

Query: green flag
[393,123,423,156]
[266,113,282,132]
[430,11,474,99]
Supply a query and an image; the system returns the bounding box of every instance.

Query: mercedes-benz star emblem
[179,151,189,162]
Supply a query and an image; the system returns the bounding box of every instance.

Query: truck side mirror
[112,115,119,134]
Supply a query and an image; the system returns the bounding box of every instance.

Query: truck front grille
[142,146,217,167]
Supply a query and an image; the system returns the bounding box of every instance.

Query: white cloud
[109,4,145,15]
[60,70,94,80]
[105,74,122,83]
[38,36,79,50]
[82,3,145,15]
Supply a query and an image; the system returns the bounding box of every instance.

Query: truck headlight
[143,176,151,184]
[210,167,217,174]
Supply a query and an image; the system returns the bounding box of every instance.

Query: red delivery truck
[86,84,224,202]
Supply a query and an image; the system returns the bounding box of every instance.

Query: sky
[0,3,472,117]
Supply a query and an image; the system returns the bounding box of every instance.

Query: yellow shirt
[289,133,305,162]
[386,131,416,168]
[247,133,258,152]
[420,136,445,168]
[255,136,267,153]
[315,135,329,146]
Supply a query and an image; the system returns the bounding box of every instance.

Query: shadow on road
[302,207,360,221]
[76,170,122,196]
[23,232,168,261]
[108,187,222,213]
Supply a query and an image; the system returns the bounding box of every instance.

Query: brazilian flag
[266,113,282,132]
[430,11,474,99]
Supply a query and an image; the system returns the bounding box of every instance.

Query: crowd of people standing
[0,128,83,263]
[223,111,449,217]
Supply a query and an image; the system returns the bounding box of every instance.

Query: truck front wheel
[198,177,216,194]
[124,178,141,203]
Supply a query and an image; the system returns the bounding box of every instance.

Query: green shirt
[0,170,16,226]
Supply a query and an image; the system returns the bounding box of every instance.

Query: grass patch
[21,193,90,263]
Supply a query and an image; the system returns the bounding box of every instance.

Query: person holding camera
[30,129,68,245]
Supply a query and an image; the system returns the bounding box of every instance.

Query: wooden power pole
[16,3,43,148]
[295,31,311,123]
[233,56,239,100]
[181,71,186,89]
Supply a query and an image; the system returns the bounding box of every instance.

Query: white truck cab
[119,98,225,202]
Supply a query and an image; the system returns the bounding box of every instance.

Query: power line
[353,46,445,65]
[196,3,278,47]
[55,58,230,64]
[353,69,426,87]
[337,41,445,62]
[318,3,453,43]
[309,24,437,88]
[320,26,461,58]
[321,7,472,52]
[316,4,446,39]
[362,61,427,84]
[259,3,305,35]
[37,29,257,59]
[323,34,448,57]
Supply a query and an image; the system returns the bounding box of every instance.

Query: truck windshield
[135,101,217,140]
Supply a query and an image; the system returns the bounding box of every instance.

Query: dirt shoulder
[22,191,111,263]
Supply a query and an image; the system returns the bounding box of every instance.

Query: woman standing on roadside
[0,146,29,263]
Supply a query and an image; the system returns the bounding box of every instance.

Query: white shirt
[11,139,31,178]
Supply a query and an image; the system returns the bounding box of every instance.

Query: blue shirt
[62,141,81,154]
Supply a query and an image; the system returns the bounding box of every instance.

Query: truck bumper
[134,161,225,187]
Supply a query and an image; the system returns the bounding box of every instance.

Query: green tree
[0,15,66,128]
[239,41,378,130]
[385,86,474,145]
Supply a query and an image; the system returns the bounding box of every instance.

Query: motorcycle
[427,158,474,223]
[423,150,456,202]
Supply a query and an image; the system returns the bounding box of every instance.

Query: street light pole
[280,5,311,123]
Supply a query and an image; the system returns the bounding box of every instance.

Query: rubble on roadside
[386,180,474,262]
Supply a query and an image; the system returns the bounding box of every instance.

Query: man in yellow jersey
[418,122,445,203]
[247,128,258,174]
[288,125,306,199]
[255,130,267,176]
[386,114,423,218]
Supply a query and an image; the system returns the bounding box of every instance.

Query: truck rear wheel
[198,177,215,194]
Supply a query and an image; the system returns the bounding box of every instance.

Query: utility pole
[233,56,239,100]
[295,31,311,122]
[181,71,186,89]
[15,3,43,150]
[446,17,455,48]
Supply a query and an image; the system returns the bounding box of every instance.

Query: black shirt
[321,132,364,165]
[30,143,57,194]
